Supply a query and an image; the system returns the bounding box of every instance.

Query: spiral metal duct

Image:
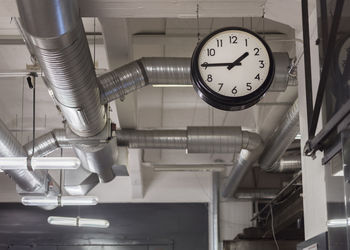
[98,53,291,103]
[115,127,243,153]
[16,0,106,138]
[0,119,45,192]
[24,129,71,157]
[259,99,299,172]
[273,155,301,173]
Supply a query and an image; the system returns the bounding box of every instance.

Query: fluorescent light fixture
[327,218,350,228]
[152,164,227,172]
[295,134,301,140]
[152,84,192,88]
[0,157,80,170]
[47,216,109,228]
[22,196,98,207]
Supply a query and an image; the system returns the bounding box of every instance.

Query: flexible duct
[99,53,292,104]
[0,119,45,192]
[259,99,299,172]
[273,155,301,173]
[115,127,244,153]
[16,0,117,183]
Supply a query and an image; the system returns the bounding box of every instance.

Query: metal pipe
[212,172,220,250]
[115,127,244,153]
[99,53,292,104]
[259,100,299,172]
[16,0,118,183]
[273,155,301,173]
[16,0,106,138]
[0,119,45,192]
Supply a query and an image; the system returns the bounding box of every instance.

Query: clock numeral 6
[207,74,213,82]
[231,86,237,95]
[207,48,215,56]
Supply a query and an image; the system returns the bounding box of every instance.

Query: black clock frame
[191,26,275,111]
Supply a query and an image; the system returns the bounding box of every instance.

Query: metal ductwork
[24,129,71,157]
[273,155,301,173]
[98,53,293,103]
[115,127,249,154]
[222,133,264,197]
[259,100,299,172]
[16,0,117,183]
[0,119,46,193]
[222,99,299,198]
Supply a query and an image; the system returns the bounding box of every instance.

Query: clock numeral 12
[229,36,238,44]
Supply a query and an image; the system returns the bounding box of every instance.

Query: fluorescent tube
[47,216,110,228]
[0,157,80,170]
[21,196,98,207]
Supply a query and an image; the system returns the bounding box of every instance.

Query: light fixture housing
[21,196,98,207]
[47,216,110,228]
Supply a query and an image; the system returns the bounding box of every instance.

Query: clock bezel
[191,26,275,111]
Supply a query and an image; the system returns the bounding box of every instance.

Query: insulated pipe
[16,0,106,137]
[259,100,299,172]
[222,99,299,197]
[115,127,243,153]
[98,53,292,104]
[16,0,117,183]
[0,119,45,192]
[24,129,71,157]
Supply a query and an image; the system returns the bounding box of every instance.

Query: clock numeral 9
[259,60,264,68]
[207,74,213,82]
[254,48,259,56]
[207,48,215,56]
[229,35,238,44]
[246,83,252,91]
[231,86,237,95]
[216,39,223,47]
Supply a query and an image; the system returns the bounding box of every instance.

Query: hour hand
[227,52,249,70]
[201,62,241,69]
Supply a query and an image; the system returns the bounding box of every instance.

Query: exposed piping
[222,99,299,198]
[16,0,117,182]
[0,118,46,193]
[115,127,249,154]
[98,53,293,103]
[211,172,220,250]
[259,100,299,172]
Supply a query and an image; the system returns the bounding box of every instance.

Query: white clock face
[198,30,271,97]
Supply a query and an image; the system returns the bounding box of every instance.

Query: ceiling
[0,0,302,204]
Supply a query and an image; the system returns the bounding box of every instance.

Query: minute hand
[227,52,249,70]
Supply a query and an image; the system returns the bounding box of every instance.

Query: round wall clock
[191,27,275,111]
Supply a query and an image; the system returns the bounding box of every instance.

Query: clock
[191,27,275,111]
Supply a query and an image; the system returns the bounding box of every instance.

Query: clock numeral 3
[259,60,265,68]
[218,83,224,91]
[207,48,215,56]
[254,48,260,56]
[229,36,238,44]
[207,74,213,82]
[246,83,252,91]
[231,86,237,95]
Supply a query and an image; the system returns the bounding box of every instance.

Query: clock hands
[201,62,241,69]
[227,52,249,70]
[200,52,249,70]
